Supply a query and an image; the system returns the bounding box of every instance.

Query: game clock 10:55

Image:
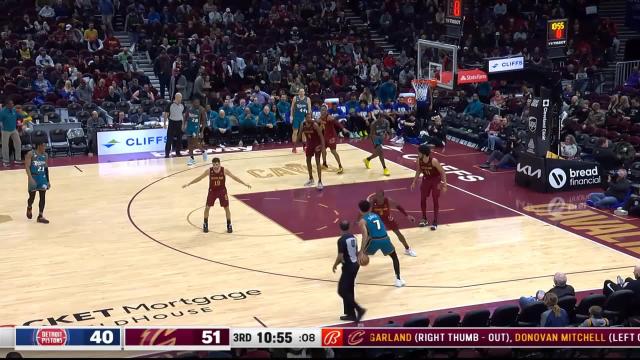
[231,328,322,348]
[257,331,292,344]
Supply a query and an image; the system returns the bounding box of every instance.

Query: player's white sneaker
[317,181,324,191]
[404,248,417,257]
[395,138,405,145]
[202,151,208,161]
[394,278,406,287]
[304,179,315,187]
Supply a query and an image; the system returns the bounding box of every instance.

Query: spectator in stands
[32,72,53,96]
[463,93,484,118]
[540,293,570,327]
[1,100,22,167]
[131,84,155,105]
[423,115,447,147]
[211,109,231,146]
[76,79,93,104]
[239,107,258,145]
[59,80,78,102]
[490,90,506,108]
[104,32,120,52]
[87,37,104,53]
[593,138,620,172]
[519,289,546,308]
[105,86,121,103]
[560,135,578,159]
[35,48,54,68]
[99,0,115,35]
[580,306,609,327]
[83,22,99,43]
[115,111,128,124]
[548,272,576,299]
[585,102,605,128]
[86,111,106,156]
[485,115,504,151]
[18,42,32,62]
[377,75,397,105]
[258,105,276,143]
[587,168,631,209]
[603,265,640,297]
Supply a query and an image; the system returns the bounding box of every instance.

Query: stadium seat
[30,130,50,153]
[39,104,55,115]
[603,290,635,325]
[67,128,87,156]
[83,103,98,113]
[116,101,130,113]
[460,309,490,327]
[517,301,547,327]
[67,102,82,116]
[49,129,69,157]
[101,101,116,112]
[431,312,461,327]
[403,317,430,327]
[574,294,607,323]
[46,112,60,123]
[557,296,577,322]
[489,305,519,327]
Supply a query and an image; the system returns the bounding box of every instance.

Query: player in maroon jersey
[410,144,447,230]
[319,105,350,174]
[367,190,417,256]
[183,157,251,233]
[298,113,326,190]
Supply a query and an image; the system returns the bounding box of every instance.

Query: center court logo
[548,168,567,189]
[103,139,120,148]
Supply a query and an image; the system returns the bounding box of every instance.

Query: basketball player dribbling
[319,105,349,174]
[357,200,405,287]
[410,144,447,230]
[290,88,311,153]
[363,112,391,176]
[183,97,207,166]
[367,190,417,256]
[25,141,50,224]
[182,158,251,233]
[299,113,325,190]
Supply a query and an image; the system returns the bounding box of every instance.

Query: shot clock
[444,0,464,38]
[547,19,568,48]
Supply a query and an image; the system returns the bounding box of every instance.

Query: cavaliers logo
[139,329,177,346]
[528,116,537,133]
[347,330,365,346]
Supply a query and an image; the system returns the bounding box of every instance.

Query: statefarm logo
[103,139,120,148]
[460,74,487,82]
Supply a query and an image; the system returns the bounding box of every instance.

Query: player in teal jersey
[363,112,392,176]
[290,88,311,154]
[357,200,405,287]
[25,141,50,224]
[183,97,207,166]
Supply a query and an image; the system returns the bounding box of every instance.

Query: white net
[412,80,430,102]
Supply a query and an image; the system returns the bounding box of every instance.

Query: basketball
[358,252,370,266]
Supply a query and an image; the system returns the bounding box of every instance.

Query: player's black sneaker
[203,222,209,233]
[340,315,357,322]
[227,224,233,233]
[26,207,32,219]
[37,216,49,224]
[430,223,438,231]
[356,308,367,322]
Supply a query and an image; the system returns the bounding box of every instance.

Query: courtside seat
[517,301,547,327]
[574,294,606,324]
[489,305,519,327]
[603,290,635,325]
[49,128,69,157]
[30,130,50,153]
[403,317,430,327]
[460,309,490,327]
[67,128,87,155]
[557,296,577,322]
[432,312,461,327]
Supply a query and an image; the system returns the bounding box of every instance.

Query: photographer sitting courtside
[587,169,631,209]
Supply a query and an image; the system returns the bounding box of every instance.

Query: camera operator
[479,132,523,172]
[616,185,640,217]
[422,114,447,148]
[587,169,631,209]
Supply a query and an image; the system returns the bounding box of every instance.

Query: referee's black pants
[165,120,183,157]
[338,264,363,317]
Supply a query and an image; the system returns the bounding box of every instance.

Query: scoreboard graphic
[4,327,640,351]
[547,19,568,48]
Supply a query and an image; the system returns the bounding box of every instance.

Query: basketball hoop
[412,79,436,102]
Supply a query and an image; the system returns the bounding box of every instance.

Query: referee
[332,220,366,322]
[164,92,186,158]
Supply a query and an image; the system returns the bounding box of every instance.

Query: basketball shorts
[372,136,384,147]
[28,178,48,192]
[421,177,441,198]
[206,188,229,207]
[325,137,337,151]
[305,141,322,157]
[365,236,395,256]
[292,117,304,130]
[382,218,399,231]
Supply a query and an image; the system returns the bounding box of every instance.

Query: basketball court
[2,139,639,347]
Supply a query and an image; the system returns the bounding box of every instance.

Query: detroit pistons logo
[35,328,67,346]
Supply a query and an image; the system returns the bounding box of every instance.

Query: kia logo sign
[517,163,542,179]
[488,56,524,73]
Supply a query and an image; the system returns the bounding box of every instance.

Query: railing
[615,60,640,88]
